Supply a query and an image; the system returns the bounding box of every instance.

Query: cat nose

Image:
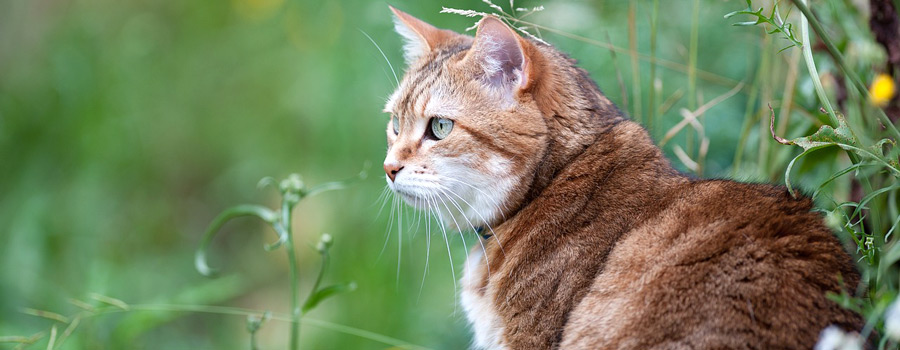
[384,162,404,182]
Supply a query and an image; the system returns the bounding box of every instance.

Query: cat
[381,6,864,349]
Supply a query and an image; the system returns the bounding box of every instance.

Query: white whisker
[373,185,391,215]
[397,192,404,288]
[425,188,458,301]
[420,192,433,299]
[439,180,506,256]
[443,177,508,221]
[434,187,470,265]
[438,186,493,279]
[379,193,398,262]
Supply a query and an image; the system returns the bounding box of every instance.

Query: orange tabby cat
[382,7,863,349]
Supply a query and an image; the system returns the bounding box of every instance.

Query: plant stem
[627,2,642,123]
[685,0,701,159]
[791,0,900,141]
[732,59,761,177]
[648,0,659,136]
[687,0,699,111]
[796,0,875,166]
[758,34,774,178]
[797,0,838,126]
[283,198,301,350]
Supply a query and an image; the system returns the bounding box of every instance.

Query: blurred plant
[0,293,129,349]
[1,296,428,349]
[1,172,389,349]
[730,0,900,348]
[196,172,364,350]
[247,311,271,350]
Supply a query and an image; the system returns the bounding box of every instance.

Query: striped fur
[383,7,863,349]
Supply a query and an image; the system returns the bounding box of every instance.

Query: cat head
[382,7,554,230]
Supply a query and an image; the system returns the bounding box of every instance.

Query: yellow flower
[870,73,896,107]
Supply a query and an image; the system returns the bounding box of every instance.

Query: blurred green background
[0,0,885,348]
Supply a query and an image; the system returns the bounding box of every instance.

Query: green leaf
[90,293,129,310]
[0,336,33,344]
[0,332,46,345]
[776,44,797,53]
[885,214,900,242]
[53,315,80,350]
[774,111,900,196]
[812,162,876,200]
[20,308,68,323]
[883,239,900,268]
[789,114,856,151]
[849,185,899,226]
[871,138,896,157]
[302,282,357,314]
[784,145,831,197]
[724,1,801,48]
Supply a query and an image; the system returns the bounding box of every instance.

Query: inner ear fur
[464,16,536,94]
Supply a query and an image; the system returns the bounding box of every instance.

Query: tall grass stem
[627,3,642,123]
[648,0,659,135]
[282,198,301,350]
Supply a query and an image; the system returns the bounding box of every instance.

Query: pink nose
[384,163,404,182]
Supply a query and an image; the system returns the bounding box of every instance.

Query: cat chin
[397,192,422,207]
[389,185,435,209]
[390,187,421,205]
[390,187,487,230]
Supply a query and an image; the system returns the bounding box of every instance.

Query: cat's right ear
[389,6,454,65]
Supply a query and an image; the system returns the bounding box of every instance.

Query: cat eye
[428,117,453,140]
[391,116,400,135]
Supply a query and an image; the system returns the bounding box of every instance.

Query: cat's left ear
[466,16,531,95]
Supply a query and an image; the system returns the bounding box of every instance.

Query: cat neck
[507,44,669,222]
[497,118,687,249]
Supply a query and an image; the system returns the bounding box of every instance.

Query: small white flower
[439,7,489,18]
[814,325,862,350]
[886,298,900,341]
[316,233,333,252]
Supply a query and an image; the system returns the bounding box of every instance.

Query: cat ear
[389,6,452,64]
[467,16,529,93]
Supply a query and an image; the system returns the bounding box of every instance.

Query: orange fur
[383,8,863,349]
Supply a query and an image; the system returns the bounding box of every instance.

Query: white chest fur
[461,247,507,350]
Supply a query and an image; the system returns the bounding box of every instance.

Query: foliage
[195,173,361,349]
[731,0,900,348]
[3,174,380,349]
[725,0,802,52]
[1,0,899,348]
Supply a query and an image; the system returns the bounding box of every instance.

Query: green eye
[430,117,453,140]
[391,117,399,135]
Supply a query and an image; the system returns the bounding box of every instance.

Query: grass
[195,173,363,349]
[1,0,898,348]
